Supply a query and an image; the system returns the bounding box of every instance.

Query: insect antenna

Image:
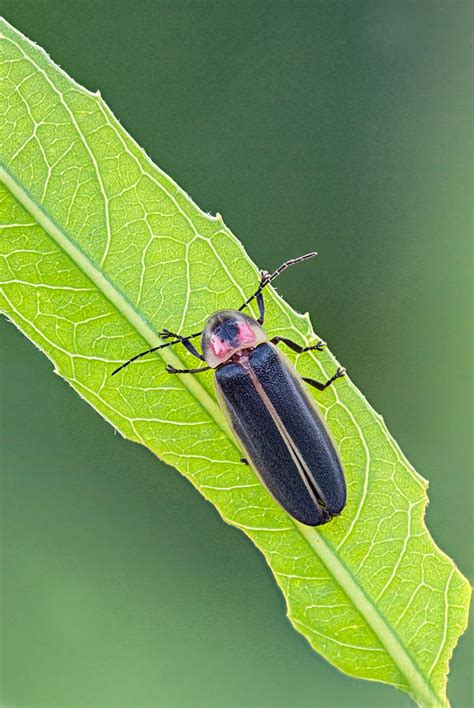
[238,252,317,312]
[111,343,171,375]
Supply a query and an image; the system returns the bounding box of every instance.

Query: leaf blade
[0,19,470,706]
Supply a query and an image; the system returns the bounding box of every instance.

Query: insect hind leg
[303,367,346,391]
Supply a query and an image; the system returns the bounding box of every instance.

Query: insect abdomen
[215,343,346,526]
[250,343,346,517]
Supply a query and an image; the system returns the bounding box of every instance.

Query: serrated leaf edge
[0,162,449,707]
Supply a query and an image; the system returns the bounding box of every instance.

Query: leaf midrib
[0,164,442,708]
[0,164,228,433]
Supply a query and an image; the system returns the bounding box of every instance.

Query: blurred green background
[1,1,472,706]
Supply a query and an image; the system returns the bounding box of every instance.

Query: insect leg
[271,336,326,354]
[255,290,265,324]
[160,328,204,360]
[165,364,211,375]
[303,367,346,391]
[240,457,249,465]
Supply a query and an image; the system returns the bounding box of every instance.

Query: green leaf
[0,19,470,707]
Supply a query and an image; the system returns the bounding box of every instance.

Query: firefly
[113,254,346,526]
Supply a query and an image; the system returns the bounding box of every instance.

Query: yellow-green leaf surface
[0,19,470,707]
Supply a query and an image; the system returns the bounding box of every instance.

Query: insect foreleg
[160,329,205,360]
[255,290,265,324]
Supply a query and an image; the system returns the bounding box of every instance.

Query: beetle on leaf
[113,254,346,527]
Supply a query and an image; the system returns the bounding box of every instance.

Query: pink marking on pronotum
[210,336,232,359]
[236,321,257,345]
